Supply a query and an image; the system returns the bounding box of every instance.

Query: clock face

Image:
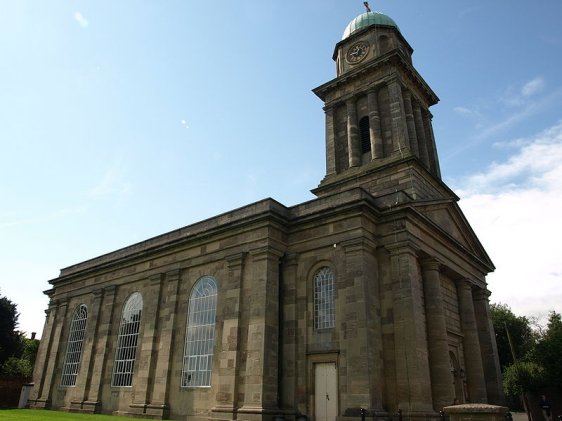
[346,41,370,64]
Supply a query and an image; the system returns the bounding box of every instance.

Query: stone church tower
[29,9,503,421]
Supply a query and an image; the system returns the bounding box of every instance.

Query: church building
[29,8,504,421]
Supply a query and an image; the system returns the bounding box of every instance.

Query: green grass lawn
[0,409,154,420]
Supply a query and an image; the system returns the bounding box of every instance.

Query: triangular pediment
[411,199,494,270]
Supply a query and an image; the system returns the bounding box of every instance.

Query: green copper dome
[342,11,400,39]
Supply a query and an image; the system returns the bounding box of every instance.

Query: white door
[315,363,338,421]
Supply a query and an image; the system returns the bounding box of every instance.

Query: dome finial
[363,1,372,12]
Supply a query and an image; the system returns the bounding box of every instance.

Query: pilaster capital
[420,258,442,273]
[455,279,474,293]
[385,240,420,258]
[345,96,357,109]
[93,288,104,299]
[250,246,284,263]
[472,287,492,301]
[150,273,164,286]
[384,75,402,88]
[52,298,69,309]
[165,269,181,283]
[341,237,376,255]
[282,252,299,267]
[226,252,246,270]
[103,284,117,296]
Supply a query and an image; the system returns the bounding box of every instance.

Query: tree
[503,361,545,397]
[490,303,536,370]
[534,311,562,388]
[0,292,23,366]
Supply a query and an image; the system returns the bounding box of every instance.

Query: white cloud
[74,11,89,28]
[89,164,132,198]
[500,77,545,108]
[521,77,545,97]
[453,106,474,116]
[455,121,562,323]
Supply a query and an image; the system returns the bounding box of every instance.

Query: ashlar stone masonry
[29,9,504,421]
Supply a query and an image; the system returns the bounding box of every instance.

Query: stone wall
[0,376,32,408]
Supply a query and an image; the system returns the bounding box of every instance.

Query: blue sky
[1,1,561,336]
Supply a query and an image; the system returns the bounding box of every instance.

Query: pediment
[411,200,494,269]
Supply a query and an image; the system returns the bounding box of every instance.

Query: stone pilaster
[346,98,361,167]
[147,269,181,418]
[402,91,419,157]
[457,281,487,403]
[421,259,456,410]
[473,289,505,405]
[413,102,430,169]
[388,244,433,412]
[212,253,246,419]
[36,298,69,407]
[367,89,384,159]
[387,80,410,154]
[29,299,59,408]
[70,288,104,411]
[279,253,299,412]
[130,274,164,414]
[84,285,116,409]
[341,238,383,412]
[239,247,283,418]
[423,111,441,178]
[324,106,337,175]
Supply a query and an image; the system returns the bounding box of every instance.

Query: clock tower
[313,10,444,205]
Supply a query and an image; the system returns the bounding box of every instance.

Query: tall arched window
[314,267,336,330]
[111,292,143,387]
[181,276,217,387]
[359,116,371,154]
[60,304,88,387]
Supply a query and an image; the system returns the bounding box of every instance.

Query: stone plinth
[444,404,508,421]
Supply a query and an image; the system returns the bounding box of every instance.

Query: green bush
[503,361,545,397]
[0,356,33,377]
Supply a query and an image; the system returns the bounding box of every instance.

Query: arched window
[181,276,217,387]
[314,267,336,330]
[60,304,88,387]
[359,116,371,154]
[111,292,143,387]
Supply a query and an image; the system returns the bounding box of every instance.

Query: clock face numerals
[346,41,370,64]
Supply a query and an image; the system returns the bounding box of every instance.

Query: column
[387,79,410,154]
[342,238,383,412]
[346,98,361,167]
[388,244,433,412]
[239,247,283,415]
[147,269,181,418]
[213,253,246,419]
[37,298,69,407]
[473,289,505,405]
[402,91,419,157]
[457,281,487,403]
[71,288,104,411]
[130,274,164,413]
[413,103,430,168]
[29,300,58,408]
[421,259,456,410]
[85,285,117,408]
[367,89,384,159]
[324,106,337,175]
